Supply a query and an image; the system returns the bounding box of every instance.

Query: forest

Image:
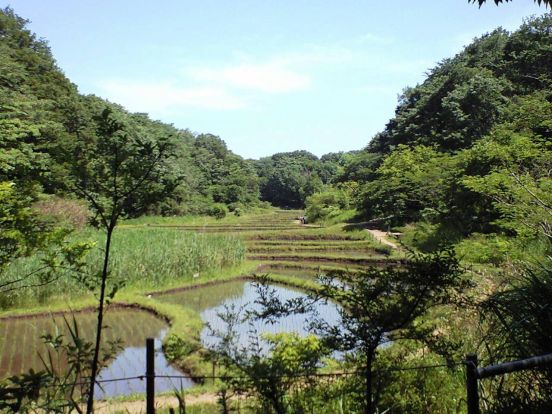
[0,5,551,414]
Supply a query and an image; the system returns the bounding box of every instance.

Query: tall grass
[1,227,245,309]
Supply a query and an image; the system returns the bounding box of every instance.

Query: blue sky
[3,1,549,159]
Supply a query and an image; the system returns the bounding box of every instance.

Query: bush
[208,203,228,219]
[305,188,351,223]
[455,233,511,264]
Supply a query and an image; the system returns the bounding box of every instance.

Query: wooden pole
[466,354,480,414]
[146,338,155,414]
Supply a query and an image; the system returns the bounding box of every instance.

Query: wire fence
[4,338,551,414]
[36,360,463,388]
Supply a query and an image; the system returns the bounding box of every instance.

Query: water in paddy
[0,309,191,398]
[156,280,341,350]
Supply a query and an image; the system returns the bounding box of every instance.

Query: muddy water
[156,280,341,350]
[0,309,191,398]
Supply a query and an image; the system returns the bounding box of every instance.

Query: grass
[1,228,246,309]
[121,208,299,227]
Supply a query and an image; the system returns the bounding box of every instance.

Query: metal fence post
[146,338,155,414]
[466,354,480,414]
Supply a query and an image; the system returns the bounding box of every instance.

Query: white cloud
[189,61,311,93]
[97,80,247,112]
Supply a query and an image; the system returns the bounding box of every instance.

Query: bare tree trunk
[85,225,114,414]
[364,348,375,414]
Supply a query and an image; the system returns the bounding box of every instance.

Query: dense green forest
[1,5,552,414]
[0,7,262,219]
[308,14,551,259]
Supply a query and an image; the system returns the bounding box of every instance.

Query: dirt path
[367,229,400,249]
[94,393,219,413]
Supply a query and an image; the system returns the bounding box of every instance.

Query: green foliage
[0,181,91,306]
[470,0,551,8]
[0,7,262,216]
[210,328,330,414]
[190,134,260,208]
[353,15,552,247]
[455,233,511,264]
[254,151,330,208]
[480,257,552,412]
[305,187,352,223]
[208,203,228,220]
[358,145,459,226]
[368,14,552,154]
[373,345,465,414]
[253,251,467,414]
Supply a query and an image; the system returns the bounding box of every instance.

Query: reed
[1,228,245,308]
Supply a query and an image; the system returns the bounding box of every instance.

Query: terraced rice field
[241,210,399,279]
[0,308,188,398]
[146,209,400,355]
[143,209,401,281]
[0,209,400,399]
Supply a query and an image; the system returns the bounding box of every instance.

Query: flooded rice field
[156,280,341,350]
[0,309,189,398]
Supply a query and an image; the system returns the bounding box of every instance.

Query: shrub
[305,188,351,223]
[208,203,228,219]
[455,233,510,264]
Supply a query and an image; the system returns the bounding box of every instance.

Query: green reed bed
[1,227,246,309]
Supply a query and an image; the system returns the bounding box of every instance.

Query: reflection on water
[157,281,341,351]
[0,309,191,398]
[157,280,247,312]
[1,281,341,398]
[95,328,192,399]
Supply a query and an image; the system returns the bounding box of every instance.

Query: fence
[464,352,552,414]
[76,341,552,413]
[5,338,551,413]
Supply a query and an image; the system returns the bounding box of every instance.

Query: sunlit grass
[1,227,246,309]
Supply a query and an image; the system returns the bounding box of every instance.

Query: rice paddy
[0,208,402,403]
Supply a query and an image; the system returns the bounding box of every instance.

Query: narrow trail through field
[367,229,399,249]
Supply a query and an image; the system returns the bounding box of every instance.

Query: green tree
[255,151,325,208]
[462,93,552,246]
[305,187,352,223]
[254,251,466,414]
[210,323,330,414]
[69,107,179,413]
[357,145,458,226]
